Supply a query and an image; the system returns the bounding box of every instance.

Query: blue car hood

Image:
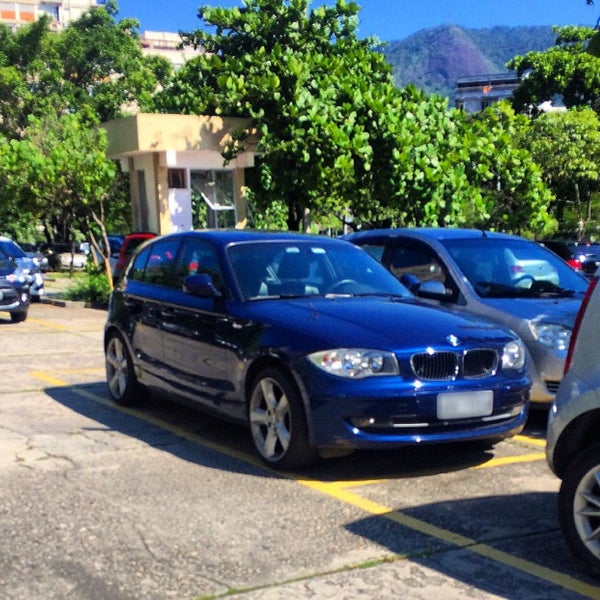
[243,296,514,349]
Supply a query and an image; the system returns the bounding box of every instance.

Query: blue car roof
[166,230,350,246]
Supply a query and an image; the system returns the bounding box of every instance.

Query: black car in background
[539,240,600,278]
[0,242,30,322]
[0,236,44,306]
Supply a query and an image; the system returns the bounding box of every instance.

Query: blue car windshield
[441,238,590,298]
[229,240,413,300]
[0,239,26,259]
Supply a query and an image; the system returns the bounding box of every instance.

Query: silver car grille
[411,349,498,381]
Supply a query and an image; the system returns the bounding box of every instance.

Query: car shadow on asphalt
[42,381,519,484]
[345,492,599,599]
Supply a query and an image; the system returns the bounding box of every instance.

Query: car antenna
[480,229,488,238]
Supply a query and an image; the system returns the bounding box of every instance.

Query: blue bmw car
[105,230,531,469]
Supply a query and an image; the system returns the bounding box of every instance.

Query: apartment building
[455,73,521,113]
[0,0,105,30]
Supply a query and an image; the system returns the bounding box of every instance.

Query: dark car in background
[0,237,33,322]
[105,230,530,470]
[346,228,590,406]
[546,272,600,578]
[539,239,600,278]
[112,231,156,281]
[19,242,49,273]
[0,236,45,303]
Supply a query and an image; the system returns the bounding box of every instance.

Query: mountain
[382,25,557,99]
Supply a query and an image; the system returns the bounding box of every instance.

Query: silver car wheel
[106,335,129,400]
[573,464,600,558]
[249,376,291,462]
[559,444,600,577]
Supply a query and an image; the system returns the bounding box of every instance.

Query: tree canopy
[508,26,600,113]
[157,0,553,235]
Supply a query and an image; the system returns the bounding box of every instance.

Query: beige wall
[101,114,258,234]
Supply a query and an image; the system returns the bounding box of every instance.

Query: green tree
[0,113,119,286]
[0,3,168,262]
[518,107,600,238]
[508,26,600,113]
[159,0,399,231]
[157,0,554,235]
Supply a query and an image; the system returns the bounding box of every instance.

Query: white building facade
[0,0,104,30]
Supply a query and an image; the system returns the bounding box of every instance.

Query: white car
[546,269,600,578]
[0,236,45,302]
[46,243,87,271]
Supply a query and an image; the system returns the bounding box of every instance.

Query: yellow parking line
[299,479,600,599]
[472,453,546,469]
[29,370,599,599]
[28,318,69,331]
[514,434,547,448]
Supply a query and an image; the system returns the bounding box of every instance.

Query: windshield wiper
[473,281,526,298]
[474,280,577,299]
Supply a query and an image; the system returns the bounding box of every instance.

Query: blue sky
[116,0,598,41]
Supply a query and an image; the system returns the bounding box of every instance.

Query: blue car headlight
[308,349,399,379]
[7,273,26,285]
[502,340,526,370]
[530,322,571,351]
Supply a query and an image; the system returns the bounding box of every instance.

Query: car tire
[558,443,600,578]
[10,310,27,323]
[248,367,320,470]
[105,331,144,406]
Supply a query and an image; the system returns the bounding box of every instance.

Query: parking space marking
[472,453,546,469]
[515,434,547,448]
[28,318,70,331]
[299,479,600,599]
[31,371,599,599]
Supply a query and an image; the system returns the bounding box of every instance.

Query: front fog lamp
[502,340,525,370]
[308,349,399,379]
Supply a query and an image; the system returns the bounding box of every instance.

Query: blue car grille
[411,349,498,381]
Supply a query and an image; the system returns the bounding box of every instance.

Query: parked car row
[18,233,156,277]
[539,239,600,278]
[0,236,46,322]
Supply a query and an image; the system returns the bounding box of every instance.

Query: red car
[112,232,156,281]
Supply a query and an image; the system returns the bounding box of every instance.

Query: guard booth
[101,114,258,234]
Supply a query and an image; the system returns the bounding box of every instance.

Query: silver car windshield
[442,238,589,298]
[228,241,413,300]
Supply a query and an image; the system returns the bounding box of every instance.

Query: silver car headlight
[502,339,526,370]
[531,322,571,351]
[308,349,399,378]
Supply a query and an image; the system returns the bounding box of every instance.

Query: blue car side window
[128,239,181,286]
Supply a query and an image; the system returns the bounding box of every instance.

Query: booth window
[168,168,187,189]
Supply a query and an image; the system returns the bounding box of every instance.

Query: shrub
[64,271,111,306]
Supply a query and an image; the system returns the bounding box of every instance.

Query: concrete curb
[40,296,87,309]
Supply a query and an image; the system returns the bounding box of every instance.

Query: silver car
[345,228,590,405]
[546,272,600,577]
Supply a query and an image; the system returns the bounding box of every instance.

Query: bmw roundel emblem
[447,334,460,346]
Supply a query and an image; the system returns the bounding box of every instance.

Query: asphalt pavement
[1,300,599,600]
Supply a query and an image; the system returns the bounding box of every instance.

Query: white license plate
[437,390,494,420]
